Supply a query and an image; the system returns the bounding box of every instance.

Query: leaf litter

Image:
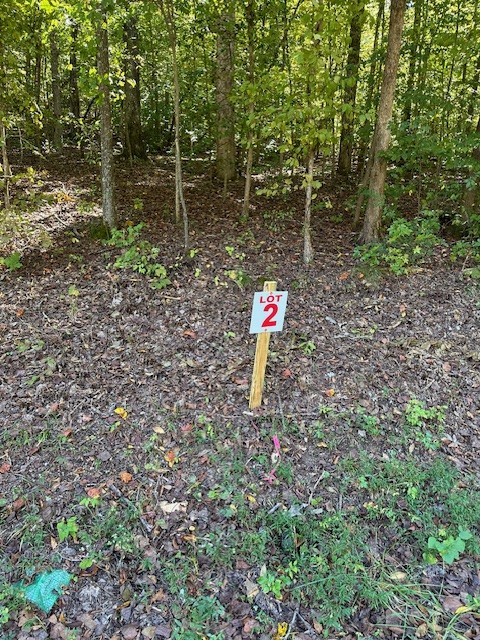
[0,153,479,639]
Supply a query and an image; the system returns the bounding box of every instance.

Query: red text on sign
[261,303,278,328]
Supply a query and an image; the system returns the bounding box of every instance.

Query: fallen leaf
[325,388,335,397]
[16,308,25,317]
[281,368,292,378]
[244,578,259,599]
[339,271,350,281]
[390,571,407,582]
[273,622,289,639]
[243,618,257,634]
[61,428,72,438]
[159,500,187,514]
[233,377,248,386]
[119,471,133,484]
[50,537,58,550]
[454,605,471,615]
[120,624,138,640]
[182,329,197,338]
[151,589,166,603]
[400,304,407,316]
[443,595,463,613]
[236,559,250,570]
[12,497,25,512]
[86,487,101,498]
[164,450,178,468]
[0,462,11,474]
[114,407,128,420]
[443,362,452,373]
[142,625,157,639]
[313,620,323,634]
[181,423,193,433]
[183,533,197,544]
[153,425,165,434]
[415,623,428,638]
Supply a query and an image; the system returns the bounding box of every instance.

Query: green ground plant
[104,223,170,289]
[354,211,444,275]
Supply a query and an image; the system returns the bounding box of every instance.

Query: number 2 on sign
[262,303,278,328]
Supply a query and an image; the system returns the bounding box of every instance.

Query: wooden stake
[249,280,276,409]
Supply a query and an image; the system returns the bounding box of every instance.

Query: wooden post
[249,280,276,409]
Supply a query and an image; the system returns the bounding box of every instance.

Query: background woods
[0,0,479,258]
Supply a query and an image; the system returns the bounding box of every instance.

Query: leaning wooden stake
[249,281,276,409]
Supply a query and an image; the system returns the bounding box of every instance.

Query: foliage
[0,252,22,271]
[426,529,473,565]
[354,211,444,274]
[105,223,171,289]
[171,595,225,640]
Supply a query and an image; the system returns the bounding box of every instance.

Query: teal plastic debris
[22,570,72,613]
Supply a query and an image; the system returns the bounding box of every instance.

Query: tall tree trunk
[97,4,117,230]
[242,0,255,218]
[402,0,422,124]
[1,122,11,209]
[69,23,81,120]
[215,0,236,182]
[303,151,315,265]
[359,0,406,244]
[49,30,63,152]
[123,15,147,162]
[463,115,480,214]
[159,0,189,250]
[356,0,384,174]
[337,3,364,175]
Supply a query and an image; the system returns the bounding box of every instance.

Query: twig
[283,604,300,640]
[296,610,319,637]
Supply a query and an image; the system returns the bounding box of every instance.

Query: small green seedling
[57,516,79,543]
[425,528,472,564]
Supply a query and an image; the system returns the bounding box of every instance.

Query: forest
[1,0,480,639]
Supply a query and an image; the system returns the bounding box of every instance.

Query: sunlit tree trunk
[337,3,364,175]
[215,0,236,183]
[49,30,63,152]
[123,15,147,162]
[69,23,80,120]
[303,150,315,265]
[242,0,255,217]
[159,0,189,250]
[356,0,384,174]
[403,0,422,124]
[359,0,406,244]
[463,115,480,214]
[97,3,117,230]
[1,122,11,208]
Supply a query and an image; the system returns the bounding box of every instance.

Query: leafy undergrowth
[0,154,480,640]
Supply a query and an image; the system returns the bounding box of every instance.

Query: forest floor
[1,153,480,640]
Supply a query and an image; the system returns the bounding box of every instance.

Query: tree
[158,0,189,250]
[359,0,407,244]
[337,2,364,175]
[242,0,256,217]
[215,0,236,183]
[123,12,147,161]
[97,2,117,230]
[49,29,63,152]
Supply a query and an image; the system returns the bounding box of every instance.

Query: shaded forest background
[0,0,479,267]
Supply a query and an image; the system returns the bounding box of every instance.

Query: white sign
[249,291,288,334]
